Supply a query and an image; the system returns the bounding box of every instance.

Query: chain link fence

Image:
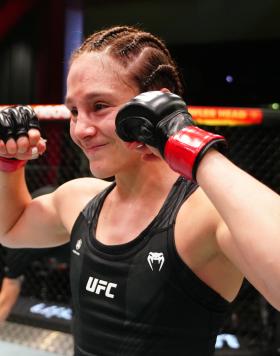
[0,116,280,355]
[211,124,280,356]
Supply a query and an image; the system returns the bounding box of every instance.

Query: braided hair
[70,25,185,97]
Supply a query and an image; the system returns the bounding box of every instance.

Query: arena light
[0,104,71,120]
[1,104,279,126]
[188,106,263,126]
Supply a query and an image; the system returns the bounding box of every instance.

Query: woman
[0,25,279,356]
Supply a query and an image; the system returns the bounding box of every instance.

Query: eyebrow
[64,91,114,106]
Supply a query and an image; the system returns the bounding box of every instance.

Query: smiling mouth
[92,144,106,149]
[84,144,107,154]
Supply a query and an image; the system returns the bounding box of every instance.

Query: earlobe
[142,152,160,162]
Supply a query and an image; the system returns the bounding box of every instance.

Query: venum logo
[86,276,117,299]
[147,252,165,271]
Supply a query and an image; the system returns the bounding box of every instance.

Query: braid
[71,26,137,60]
[91,26,138,50]
[70,25,186,97]
[116,33,172,60]
[142,64,183,96]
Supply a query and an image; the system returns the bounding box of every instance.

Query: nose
[72,114,97,141]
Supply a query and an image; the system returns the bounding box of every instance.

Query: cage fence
[0,109,279,356]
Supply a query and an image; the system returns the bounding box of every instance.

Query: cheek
[106,113,122,140]
[113,129,129,149]
[69,121,79,145]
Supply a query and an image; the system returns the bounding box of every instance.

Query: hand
[115,91,226,181]
[115,91,192,155]
[0,106,46,161]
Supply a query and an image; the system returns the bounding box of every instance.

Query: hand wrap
[115,91,226,181]
[0,157,27,172]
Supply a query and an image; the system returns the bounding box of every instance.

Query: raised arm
[197,149,280,310]
[115,90,280,310]
[0,106,67,248]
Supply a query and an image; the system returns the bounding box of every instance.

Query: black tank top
[70,177,229,356]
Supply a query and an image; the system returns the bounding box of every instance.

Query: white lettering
[86,276,99,292]
[95,280,107,295]
[30,303,72,320]
[105,282,118,298]
[86,276,117,299]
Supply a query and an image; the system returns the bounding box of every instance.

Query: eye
[70,107,78,117]
[94,102,108,111]
[68,107,78,123]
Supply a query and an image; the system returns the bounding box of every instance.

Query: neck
[114,160,179,201]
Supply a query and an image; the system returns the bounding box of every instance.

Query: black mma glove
[115,91,226,181]
[0,105,40,172]
[0,105,40,143]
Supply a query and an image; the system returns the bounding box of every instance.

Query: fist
[115,91,193,155]
[0,106,46,160]
[115,91,226,181]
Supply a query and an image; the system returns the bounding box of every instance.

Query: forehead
[66,52,137,103]
[67,52,126,89]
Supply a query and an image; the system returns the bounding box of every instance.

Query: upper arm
[175,188,244,301]
[175,188,218,261]
[2,189,69,248]
[216,219,280,310]
[2,177,109,248]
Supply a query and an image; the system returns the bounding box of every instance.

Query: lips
[90,143,106,149]
[83,143,107,155]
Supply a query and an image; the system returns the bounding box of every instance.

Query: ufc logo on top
[86,276,117,299]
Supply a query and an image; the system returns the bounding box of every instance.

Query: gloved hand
[0,105,40,143]
[0,105,42,172]
[115,91,226,181]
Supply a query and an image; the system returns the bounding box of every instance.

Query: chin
[89,164,115,180]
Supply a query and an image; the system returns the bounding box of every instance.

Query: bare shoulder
[56,177,111,197]
[53,177,112,233]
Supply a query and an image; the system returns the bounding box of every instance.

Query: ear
[142,152,160,162]
[124,141,144,150]
[160,87,171,94]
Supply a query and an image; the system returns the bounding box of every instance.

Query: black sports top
[70,177,230,356]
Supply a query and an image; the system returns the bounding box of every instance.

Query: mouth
[84,143,107,155]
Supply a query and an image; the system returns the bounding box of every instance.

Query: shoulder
[56,177,111,197]
[53,177,112,233]
[55,176,112,209]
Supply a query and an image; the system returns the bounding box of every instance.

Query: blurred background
[1,0,280,107]
[0,0,280,355]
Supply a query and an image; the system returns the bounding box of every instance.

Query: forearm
[0,277,21,322]
[0,168,31,237]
